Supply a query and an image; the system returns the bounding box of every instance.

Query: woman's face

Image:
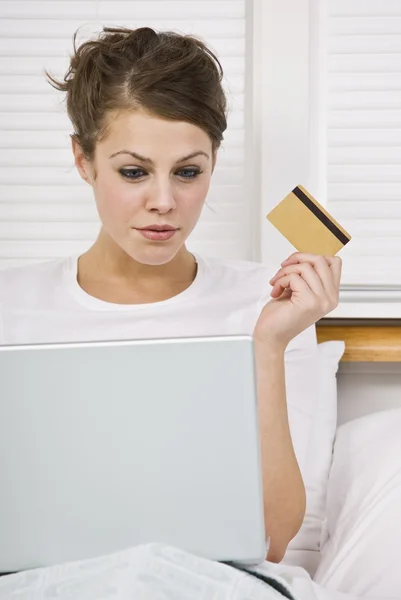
[73,109,214,266]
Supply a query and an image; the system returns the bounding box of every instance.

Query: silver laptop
[0,335,266,572]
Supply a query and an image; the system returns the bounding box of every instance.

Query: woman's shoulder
[0,257,72,306]
[198,253,276,283]
[196,253,277,303]
[197,253,317,351]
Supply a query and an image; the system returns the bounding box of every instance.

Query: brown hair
[46,26,228,160]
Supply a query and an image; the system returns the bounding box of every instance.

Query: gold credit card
[266,185,351,255]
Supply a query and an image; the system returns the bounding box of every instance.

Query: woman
[0,27,341,563]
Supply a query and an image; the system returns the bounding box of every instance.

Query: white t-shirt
[0,252,315,350]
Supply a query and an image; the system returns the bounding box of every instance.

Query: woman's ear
[71,137,93,185]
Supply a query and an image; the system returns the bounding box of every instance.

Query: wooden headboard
[316,319,401,362]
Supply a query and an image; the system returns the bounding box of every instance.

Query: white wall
[254,0,313,267]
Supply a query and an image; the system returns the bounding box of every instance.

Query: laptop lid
[0,335,266,571]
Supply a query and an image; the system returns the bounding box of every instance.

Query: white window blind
[327,0,401,291]
[0,0,250,269]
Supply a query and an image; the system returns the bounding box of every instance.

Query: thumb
[270,273,308,298]
[270,287,293,300]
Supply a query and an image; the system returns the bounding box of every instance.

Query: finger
[282,253,339,295]
[282,252,338,267]
[327,256,342,287]
[281,252,302,266]
[270,263,325,297]
[272,288,293,301]
[307,256,335,296]
[307,254,342,287]
[270,272,313,299]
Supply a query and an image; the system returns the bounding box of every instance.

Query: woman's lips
[135,228,177,241]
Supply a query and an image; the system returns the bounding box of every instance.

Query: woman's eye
[119,168,146,180]
[118,167,202,181]
[176,167,202,180]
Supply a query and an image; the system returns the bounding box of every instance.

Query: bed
[309,320,401,598]
[317,319,401,424]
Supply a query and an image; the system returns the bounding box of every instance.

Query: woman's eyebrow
[176,151,210,163]
[109,150,210,164]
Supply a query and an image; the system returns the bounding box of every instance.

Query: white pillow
[284,341,345,575]
[314,408,401,599]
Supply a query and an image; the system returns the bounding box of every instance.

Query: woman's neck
[76,235,198,305]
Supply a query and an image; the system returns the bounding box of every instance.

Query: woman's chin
[124,242,185,266]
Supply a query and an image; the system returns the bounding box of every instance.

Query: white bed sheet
[0,543,359,600]
[282,548,321,579]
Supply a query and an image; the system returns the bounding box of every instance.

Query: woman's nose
[145,178,177,213]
